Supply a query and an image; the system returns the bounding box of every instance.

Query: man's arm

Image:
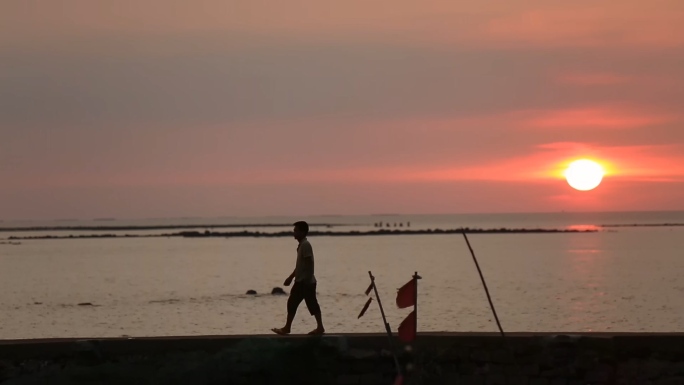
[284,269,296,286]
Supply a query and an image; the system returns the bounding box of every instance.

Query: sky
[1,0,683,219]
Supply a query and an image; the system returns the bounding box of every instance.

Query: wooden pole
[461,230,506,338]
[413,271,420,340]
[461,231,522,385]
[368,271,402,376]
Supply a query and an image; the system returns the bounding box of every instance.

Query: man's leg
[304,283,325,334]
[273,283,303,335]
[313,313,324,332]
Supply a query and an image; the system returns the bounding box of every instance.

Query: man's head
[293,221,309,240]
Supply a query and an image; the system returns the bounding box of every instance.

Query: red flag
[396,279,416,309]
[398,310,416,342]
[357,297,373,319]
[364,282,373,296]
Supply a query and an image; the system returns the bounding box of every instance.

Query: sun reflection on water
[566,224,601,232]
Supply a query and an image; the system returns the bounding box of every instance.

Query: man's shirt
[295,238,316,284]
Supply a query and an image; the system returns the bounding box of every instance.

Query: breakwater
[0,223,344,233]
[7,227,596,240]
[1,332,683,384]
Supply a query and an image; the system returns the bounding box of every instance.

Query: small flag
[398,310,416,342]
[396,279,416,309]
[364,281,373,296]
[393,374,404,385]
[357,297,373,319]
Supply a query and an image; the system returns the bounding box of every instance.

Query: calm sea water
[1,211,683,339]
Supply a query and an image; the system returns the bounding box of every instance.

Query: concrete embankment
[1,332,684,384]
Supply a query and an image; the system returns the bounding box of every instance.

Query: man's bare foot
[271,327,290,335]
[308,327,325,335]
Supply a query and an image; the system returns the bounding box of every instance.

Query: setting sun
[564,159,605,191]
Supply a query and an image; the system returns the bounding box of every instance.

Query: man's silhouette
[272,221,325,335]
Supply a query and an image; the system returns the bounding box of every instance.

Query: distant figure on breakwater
[272,221,325,336]
[374,221,409,228]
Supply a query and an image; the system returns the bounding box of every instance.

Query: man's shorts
[287,281,321,316]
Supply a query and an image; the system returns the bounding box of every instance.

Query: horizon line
[2,209,683,223]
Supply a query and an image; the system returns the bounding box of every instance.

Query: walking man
[272,221,325,335]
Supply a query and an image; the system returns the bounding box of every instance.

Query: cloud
[3,109,682,194]
[385,141,684,184]
[555,73,635,87]
[524,106,677,130]
[3,0,683,51]
[477,3,684,48]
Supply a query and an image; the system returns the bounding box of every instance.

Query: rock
[642,360,670,380]
[457,375,485,385]
[77,302,94,306]
[246,290,257,295]
[336,374,360,385]
[359,373,384,385]
[657,378,684,385]
[345,349,378,360]
[471,349,490,362]
[271,287,287,295]
[73,340,104,360]
[490,349,514,364]
[667,362,684,376]
[529,377,549,385]
[584,363,615,383]
[485,374,506,385]
[507,376,530,385]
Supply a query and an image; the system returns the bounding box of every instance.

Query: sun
[564,159,605,191]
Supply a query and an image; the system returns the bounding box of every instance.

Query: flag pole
[461,230,506,338]
[413,273,417,340]
[368,271,402,377]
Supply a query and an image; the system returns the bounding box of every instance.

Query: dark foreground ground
[1,332,683,385]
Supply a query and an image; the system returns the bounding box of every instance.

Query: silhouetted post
[368,271,402,377]
[461,230,505,338]
[462,231,523,385]
[413,272,419,339]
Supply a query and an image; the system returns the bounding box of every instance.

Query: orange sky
[1,0,683,219]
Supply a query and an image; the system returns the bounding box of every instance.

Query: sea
[1,211,683,340]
